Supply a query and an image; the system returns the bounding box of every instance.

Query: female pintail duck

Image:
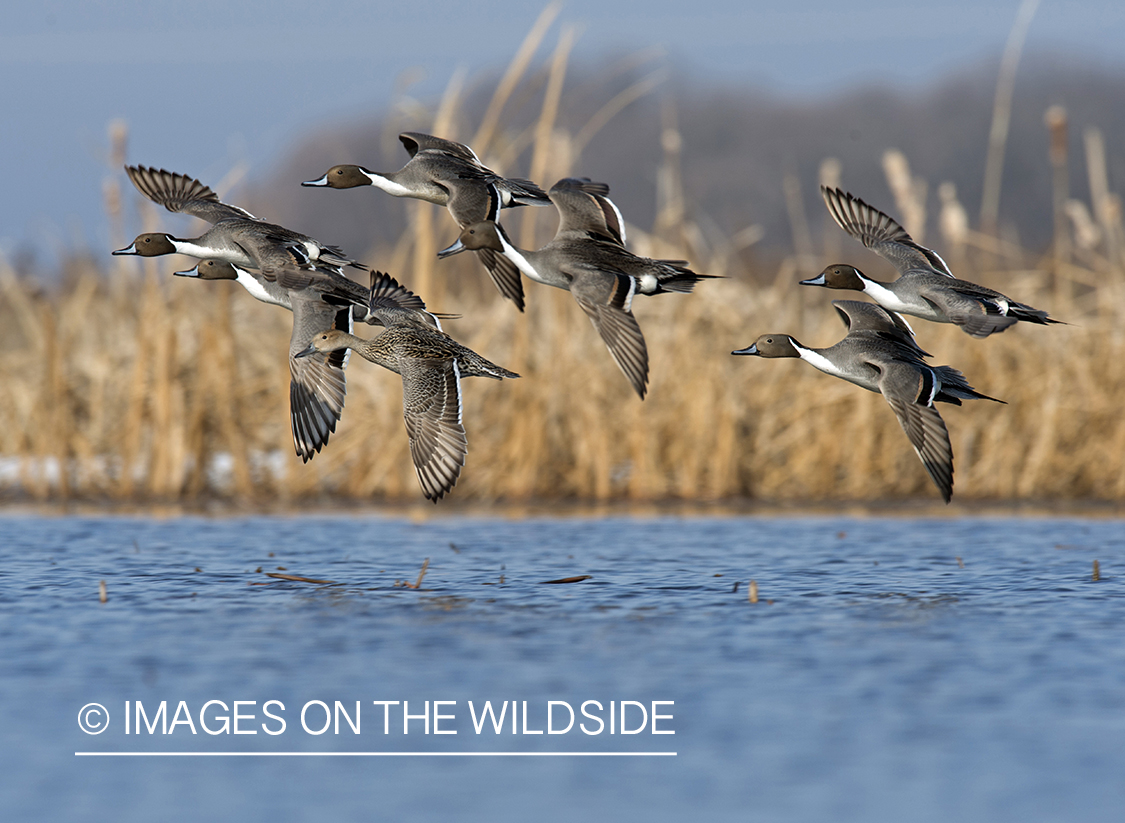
[296,322,519,502]
[438,178,717,399]
[303,132,549,311]
[175,263,446,462]
[803,187,1059,338]
[113,166,365,275]
[732,300,1004,503]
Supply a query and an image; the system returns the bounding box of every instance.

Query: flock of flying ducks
[112,132,1057,504]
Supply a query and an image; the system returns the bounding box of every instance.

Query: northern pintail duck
[175,262,445,462]
[732,300,1003,503]
[113,166,365,275]
[302,132,550,311]
[804,187,1059,338]
[296,310,519,502]
[437,178,717,399]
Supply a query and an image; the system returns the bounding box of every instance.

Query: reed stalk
[980,0,1040,236]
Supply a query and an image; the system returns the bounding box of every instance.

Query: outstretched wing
[126,165,257,223]
[400,132,481,164]
[287,298,348,462]
[879,362,954,503]
[571,274,649,400]
[822,186,953,278]
[399,357,468,501]
[549,178,626,246]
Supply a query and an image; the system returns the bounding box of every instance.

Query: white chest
[861,280,916,313]
[499,236,551,286]
[795,344,851,380]
[235,270,289,309]
[172,239,254,268]
[366,173,415,198]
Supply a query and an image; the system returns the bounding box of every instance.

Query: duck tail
[934,366,1006,404]
[459,352,520,381]
[652,262,722,294]
[1011,305,1064,327]
[502,177,551,206]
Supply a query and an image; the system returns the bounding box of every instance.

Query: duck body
[732,301,1002,503]
[302,132,549,310]
[438,178,717,399]
[808,187,1059,338]
[173,263,444,464]
[803,263,1058,339]
[297,320,518,502]
[303,132,549,211]
[113,166,365,275]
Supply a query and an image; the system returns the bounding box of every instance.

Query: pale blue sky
[3,0,1124,263]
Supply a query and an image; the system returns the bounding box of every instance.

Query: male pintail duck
[303,132,549,311]
[803,187,1060,338]
[175,260,350,462]
[296,316,519,502]
[732,300,1003,503]
[113,166,365,275]
[438,178,717,399]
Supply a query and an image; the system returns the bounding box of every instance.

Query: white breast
[794,343,850,380]
[172,239,253,268]
[498,235,547,285]
[861,279,915,313]
[234,269,289,309]
[365,172,414,198]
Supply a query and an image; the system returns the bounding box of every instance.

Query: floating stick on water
[398,558,431,589]
[264,573,336,584]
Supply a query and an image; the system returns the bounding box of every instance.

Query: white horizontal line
[76,751,676,757]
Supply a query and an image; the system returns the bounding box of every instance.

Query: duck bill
[111,243,138,256]
[436,238,467,259]
[731,344,760,356]
[294,343,318,359]
[301,175,329,187]
[798,273,826,286]
[173,266,201,277]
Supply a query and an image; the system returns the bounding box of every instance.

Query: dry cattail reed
[980,0,1041,236]
[2,216,1125,506]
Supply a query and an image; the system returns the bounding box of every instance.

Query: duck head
[799,264,865,290]
[437,221,505,258]
[301,165,376,189]
[732,335,801,358]
[112,233,177,257]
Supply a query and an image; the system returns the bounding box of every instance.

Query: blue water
[2,513,1122,822]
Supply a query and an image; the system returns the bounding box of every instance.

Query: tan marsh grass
[2,9,1124,506]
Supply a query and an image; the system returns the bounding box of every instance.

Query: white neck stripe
[498,234,544,284]
[363,171,413,198]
